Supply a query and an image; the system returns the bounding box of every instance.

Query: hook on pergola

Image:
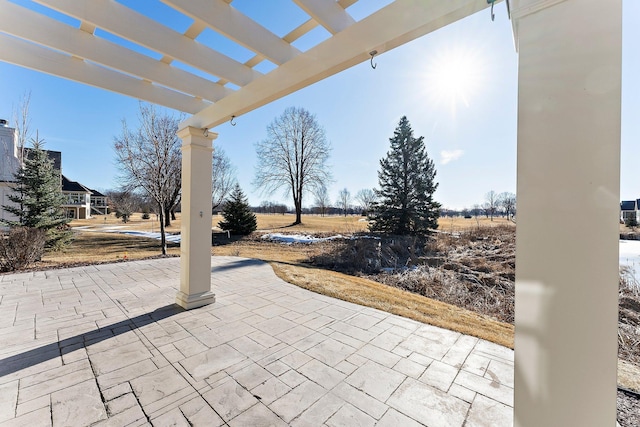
[369,50,377,69]
[488,0,495,21]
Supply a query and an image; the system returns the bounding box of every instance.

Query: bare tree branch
[313,185,330,217]
[498,192,516,220]
[113,103,182,255]
[212,147,237,212]
[12,91,31,163]
[336,188,351,217]
[355,188,376,214]
[254,107,332,224]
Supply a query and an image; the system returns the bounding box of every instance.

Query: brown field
[70,212,513,234]
[437,215,514,231]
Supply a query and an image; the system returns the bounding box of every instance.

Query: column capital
[510,0,568,52]
[177,125,218,142]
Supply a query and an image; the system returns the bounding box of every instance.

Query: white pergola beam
[293,0,355,34]
[183,0,492,130]
[161,0,301,66]
[34,0,261,87]
[0,34,210,114]
[0,0,230,103]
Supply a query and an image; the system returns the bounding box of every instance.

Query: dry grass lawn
[437,215,515,232]
[40,231,180,267]
[70,212,370,234]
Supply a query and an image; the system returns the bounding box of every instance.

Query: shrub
[219,184,257,235]
[625,216,638,230]
[0,227,46,272]
[142,212,150,220]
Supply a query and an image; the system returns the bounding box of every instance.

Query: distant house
[0,121,21,224]
[0,119,108,222]
[90,189,109,216]
[620,199,640,222]
[62,175,92,219]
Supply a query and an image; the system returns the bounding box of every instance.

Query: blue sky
[1,1,639,210]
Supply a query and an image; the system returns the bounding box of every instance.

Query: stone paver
[387,378,469,427]
[0,256,514,426]
[345,360,405,402]
[51,380,107,426]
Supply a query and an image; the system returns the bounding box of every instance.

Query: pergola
[0,0,622,425]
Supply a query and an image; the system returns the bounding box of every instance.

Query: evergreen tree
[369,116,441,235]
[2,136,71,249]
[219,184,257,235]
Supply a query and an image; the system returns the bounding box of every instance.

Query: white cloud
[440,149,464,165]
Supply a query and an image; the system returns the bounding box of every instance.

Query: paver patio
[0,257,514,426]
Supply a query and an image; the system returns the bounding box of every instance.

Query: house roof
[24,148,62,172]
[90,188,106,197]
[621,200,636,211]
[62,175,92,193]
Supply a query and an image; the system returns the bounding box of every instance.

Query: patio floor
[0,257,513,426]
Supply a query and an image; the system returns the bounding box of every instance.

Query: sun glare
[422,45,487,117]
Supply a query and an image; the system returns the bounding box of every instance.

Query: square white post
[513,0,622,425]
[175,126,216,310]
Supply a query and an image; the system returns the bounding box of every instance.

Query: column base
[175,290,215,310]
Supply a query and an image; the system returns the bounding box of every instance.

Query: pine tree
[218,184,257,235]
[369,116,441,235]
[2,136,71,249]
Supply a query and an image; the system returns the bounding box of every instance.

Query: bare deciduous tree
[499,192,516,220]
[313,185,330,217]
[337,188,351,217]
[472,204,482,218]
[254,107,332,224]
[212,147,236,212]
[106,190,140,223]
[355,188,376,214]
[12,91,32,163]
[114,104,181,255]
[484,190,499,221]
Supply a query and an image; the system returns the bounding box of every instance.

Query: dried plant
[0,227,46,272]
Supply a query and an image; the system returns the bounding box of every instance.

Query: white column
[175,126,216,310]
[513,0,622,425]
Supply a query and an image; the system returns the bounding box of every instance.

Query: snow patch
[104,229,181,243]
[261,233,381,244]
[261,233,343,244]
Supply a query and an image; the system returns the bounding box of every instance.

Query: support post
[175,126,216,310]
[513,0,622,425]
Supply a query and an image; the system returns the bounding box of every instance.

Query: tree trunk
[164,205,171,227]
[171,208,176,221]
[158,206,167,256]
[293,190,302,224]
[294,199,302,224]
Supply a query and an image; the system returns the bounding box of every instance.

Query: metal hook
[230,115,237,126]
[369,50,377,70]
[203,128,209,137]
[488,0,495,21]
